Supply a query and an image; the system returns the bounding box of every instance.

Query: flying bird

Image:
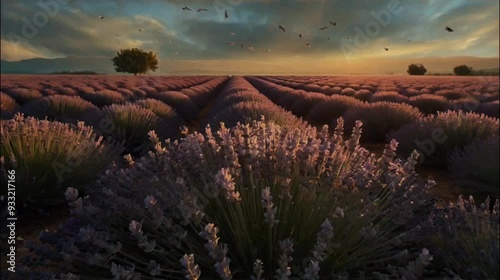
[229,32,236,36]
[241,44,244,48]
[319,26,328,31]
[445,26,454,32]
[227,41,235,45]
[265,49,270,52]
[306,42,311,47]
[327,37,330,40]
[98,16,105,19]
[278,25,286,33]
[115,34,122,37]
[224,10,229,18]
[329,21,336,26]
[197,8,208,13]
[248,46,255,51]
[299,34,302,38]
[182,7,192,11]
[138,29,144,32]
[384,47,389,51]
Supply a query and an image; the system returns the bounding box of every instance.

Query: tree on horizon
[111,48,158,76]
[407,64,427,75]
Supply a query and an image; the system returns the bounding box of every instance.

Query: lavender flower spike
[180,254,201,280]
[261,187,279,226]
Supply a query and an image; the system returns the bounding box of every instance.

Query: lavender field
[1,74,499,279]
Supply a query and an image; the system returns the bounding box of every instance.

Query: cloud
[0,0,498,74]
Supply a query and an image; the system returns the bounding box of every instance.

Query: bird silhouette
[248,46,255,51]
[278,25,286,33]
[98,16,105,19]
[197,8,208,13]
[138,29,144,32]
[327,37,330,40]
[445,26,454,32]
[224,10,229,18]
[227,41,234,45]
[306,42,311,47]
[115,34,122,37]
[265,49,270,52]
[182,7,192,11]
[329,21,336,26]
[299,34,302,38]
[229,32,236,36]
[384,47,389,51]
[319,26,328,31]
[241,44,244,48]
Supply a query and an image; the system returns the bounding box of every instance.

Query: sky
[1,0,499,74]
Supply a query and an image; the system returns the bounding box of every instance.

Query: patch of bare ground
[183,78,229,134]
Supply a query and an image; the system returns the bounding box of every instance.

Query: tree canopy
[407,64,427,75]
[453,65,473,76]
[111,48,158,76]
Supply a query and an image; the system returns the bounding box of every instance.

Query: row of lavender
[260,75,499,116]
[246,76,499,195]
[0,75,224,119]
[271,75,499,100]
[1,76,228,206]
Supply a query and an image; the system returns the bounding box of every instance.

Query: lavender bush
[0,92,19,119]
[434,89,470,100]
[0,114,123,207]
[370,91,409,103]
[80,89,126,107]
[306,95,363,126]
[408,94,450,115]
[389,111,499,167]
[20,95,98,123]
[343,102,423,142]
[206,101,305,131]
[288,93,329,117]
[147,91,200,120]
[428,196,499,279]
[217,91,271,110]
[136,98,185,127]
[448,136,499,195]
[354,89,373,102]
[3,88,43,105]
[83,103,178,156]
[20,118,436,279]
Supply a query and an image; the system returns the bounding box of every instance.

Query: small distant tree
[453,65,473,76]
[407,64,427,75]
[111,48,158,76]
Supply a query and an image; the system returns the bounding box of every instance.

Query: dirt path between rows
[183,77,231,134]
